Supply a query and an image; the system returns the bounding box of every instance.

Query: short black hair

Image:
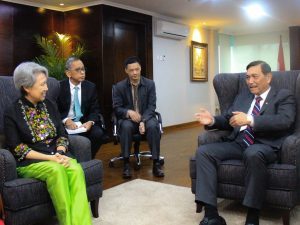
[124,56,141,68]
[246,60,271,75]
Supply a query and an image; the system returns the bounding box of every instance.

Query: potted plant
[35,32,86,80]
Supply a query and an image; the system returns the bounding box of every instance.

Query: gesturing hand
[194,108,214,125]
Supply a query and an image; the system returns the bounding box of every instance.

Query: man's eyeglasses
[69,67,86,73]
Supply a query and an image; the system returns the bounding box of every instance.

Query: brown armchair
[189,71,300,225]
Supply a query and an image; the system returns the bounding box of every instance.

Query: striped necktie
[132,84,139,113]
[73,86,83,122]
[242,96,262,147]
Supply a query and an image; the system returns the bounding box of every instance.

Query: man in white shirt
[57,56,106,158]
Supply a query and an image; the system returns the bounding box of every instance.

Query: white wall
[153,28,218,126]
[219,30,290,73]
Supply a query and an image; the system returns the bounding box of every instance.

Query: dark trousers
[118,117,161,160]
[195,138,277,209]
[79,125,104,158]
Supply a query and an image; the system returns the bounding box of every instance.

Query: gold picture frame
[190,41,208,82]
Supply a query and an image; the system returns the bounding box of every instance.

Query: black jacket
[4,97,69,166]
[57,79,101,124]
[112,76,157,122]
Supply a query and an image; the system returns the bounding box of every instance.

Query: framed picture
[190,41,208,82]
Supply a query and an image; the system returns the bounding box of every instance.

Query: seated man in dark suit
[113,56,164,179]
[194,61,296,225]
[57,56,105,158]
[196,61,296,225]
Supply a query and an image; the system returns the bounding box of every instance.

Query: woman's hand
[51,153,71,167]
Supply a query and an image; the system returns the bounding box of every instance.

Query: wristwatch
[57,150,65,155]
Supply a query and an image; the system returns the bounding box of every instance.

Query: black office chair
[109,112,164,170]
[97,113,110,144]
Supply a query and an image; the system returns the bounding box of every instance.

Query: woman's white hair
[13,62,48,91]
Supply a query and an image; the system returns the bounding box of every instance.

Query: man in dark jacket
[57,56,105,158]
[194,61,296,225]
[113,56,164,178]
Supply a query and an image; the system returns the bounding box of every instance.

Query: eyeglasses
[69,67,86,73]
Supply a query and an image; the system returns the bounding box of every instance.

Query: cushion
[189,157,297,191]
[80,159,103,186]
[3,178,50,211]
[218,160,297,190]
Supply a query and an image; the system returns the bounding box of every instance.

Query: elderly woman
[3,62,92,225]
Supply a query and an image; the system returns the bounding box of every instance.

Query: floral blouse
[4,97,69,162]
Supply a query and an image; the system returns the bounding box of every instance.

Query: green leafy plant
[35,32,86,80]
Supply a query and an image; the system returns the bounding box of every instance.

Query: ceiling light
[82,7,91,14]
[59,3,64,6]
[244,3,267,20]
[37,7,46,14]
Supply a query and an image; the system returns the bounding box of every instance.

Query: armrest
[280,133,300,165]
[68,135,91,162]
[0,149,18,193]
[198,130,231,146]
[111,112,117,136]
[0,194,4,220]
[97,113,106,130]
[0,135,5,149]
[111,112,118,145]
[155,112,163,134]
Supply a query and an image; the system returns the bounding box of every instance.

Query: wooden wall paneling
[0,2,14,75]
[0,1,64,75]
[51,11,64,34]
[101,5,153,134]
[64,5,103,103]
[289,26,300,70]
[13,5,55,68]
[64,6,102,84]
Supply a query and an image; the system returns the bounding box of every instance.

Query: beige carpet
[93,179,300,225]
[43,179,299,224]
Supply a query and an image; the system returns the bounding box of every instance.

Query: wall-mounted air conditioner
[155,20,190,40]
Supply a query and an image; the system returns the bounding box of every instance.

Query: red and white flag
[277,35,285,71]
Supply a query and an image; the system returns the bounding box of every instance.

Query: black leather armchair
[109,112,164,169]
[189,71,300,225]
[0,76,103,225]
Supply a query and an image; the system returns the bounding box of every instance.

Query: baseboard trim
[163,121,199,133]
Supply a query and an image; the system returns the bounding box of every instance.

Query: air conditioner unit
[155,20,189,40]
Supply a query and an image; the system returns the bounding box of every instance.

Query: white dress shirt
[62,80,82,124]
[240,87,271,131]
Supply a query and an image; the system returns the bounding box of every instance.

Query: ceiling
[4,0,300,35]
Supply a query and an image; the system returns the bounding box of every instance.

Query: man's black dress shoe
[122,164,132,179]
[199,216,226,225]
[152,162,164,177]
[245,223,257,225]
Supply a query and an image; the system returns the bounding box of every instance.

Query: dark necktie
[242,96,262,146]
[132,85,139,113]
[73,86,83,122]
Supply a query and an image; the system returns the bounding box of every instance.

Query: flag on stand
[277,35,285,71]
